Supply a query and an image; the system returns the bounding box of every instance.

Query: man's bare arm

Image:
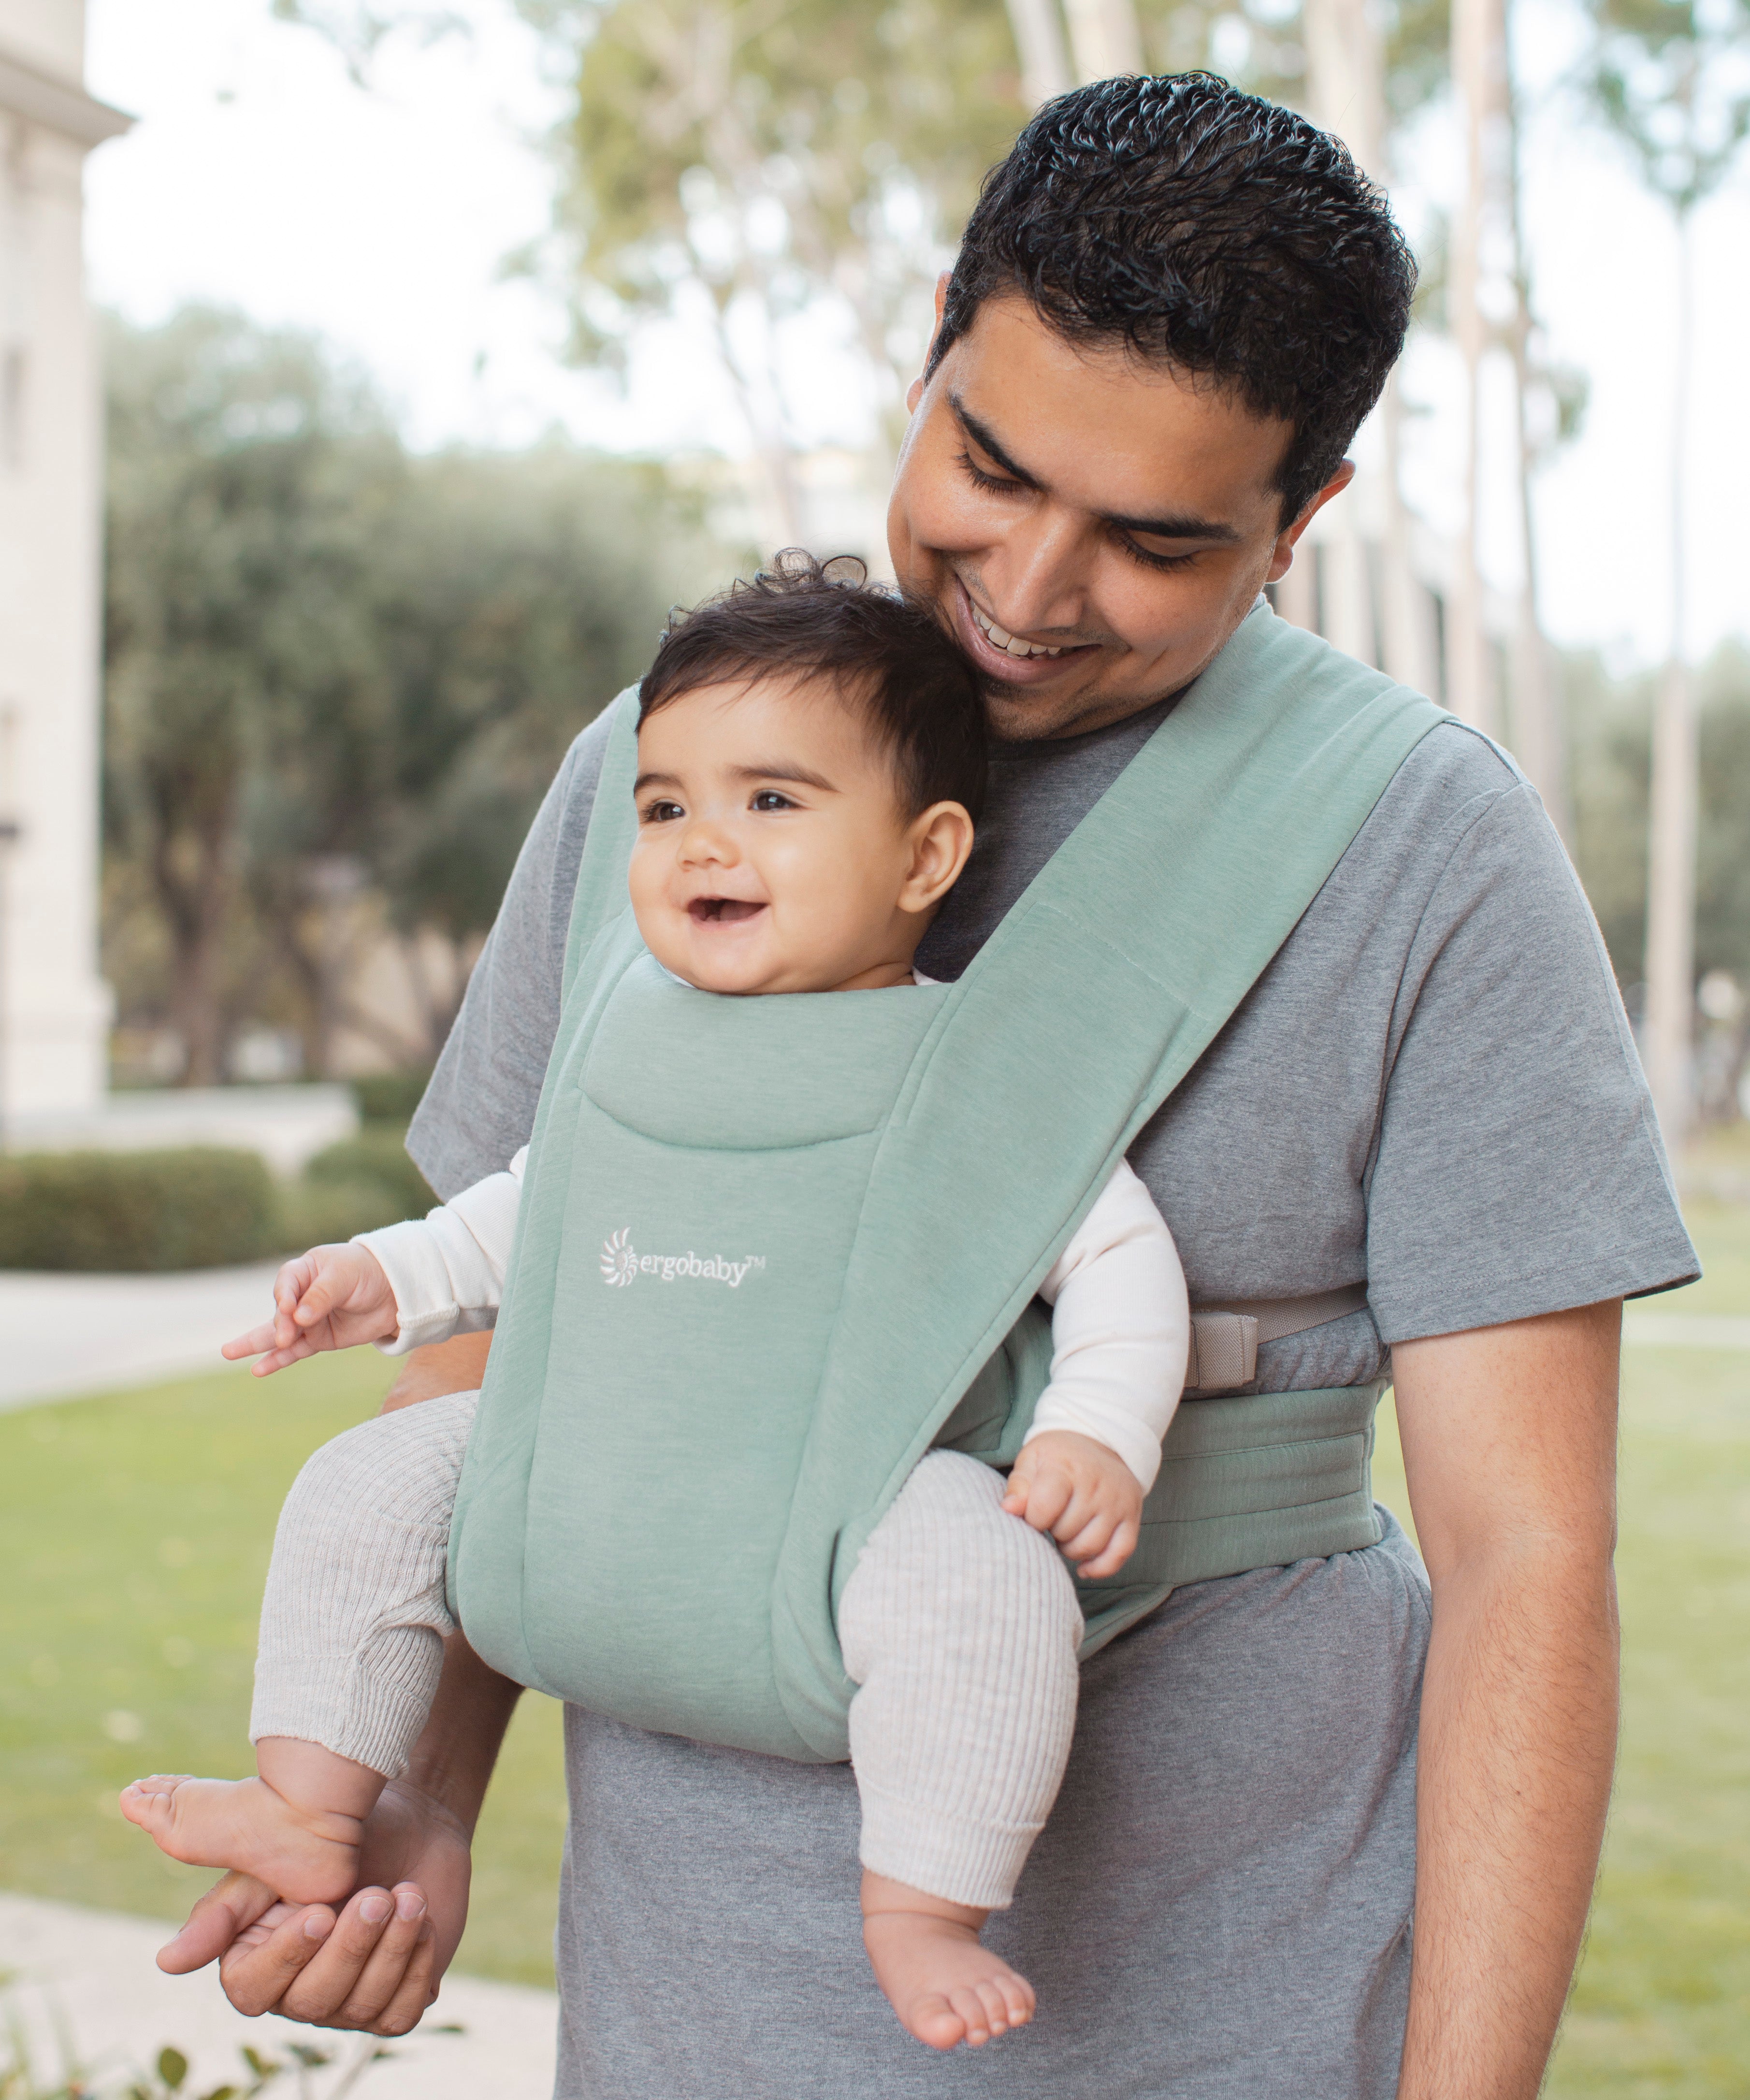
[1392,1300,1621,2100]
[381,1330,494,1412]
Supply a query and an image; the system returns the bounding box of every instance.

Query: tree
[1577,0,1750,1139]
[536,0,1030,541]
[104,308,403,1085]
[104,307,714,1081]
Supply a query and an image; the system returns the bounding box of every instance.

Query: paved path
[0,1264,283,1410]
[1622,1310,1750,1348]
[0,1892,557,2099]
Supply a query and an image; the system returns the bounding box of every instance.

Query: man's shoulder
[1341,715,1545,885]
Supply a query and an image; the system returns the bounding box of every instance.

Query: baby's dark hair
[639,550,988,823]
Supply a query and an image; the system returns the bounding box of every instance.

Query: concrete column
[0,7,128,1129]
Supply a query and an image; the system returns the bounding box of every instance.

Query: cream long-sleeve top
[359,1150,1189,1493]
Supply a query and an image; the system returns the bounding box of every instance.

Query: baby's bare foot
[861,1875,1035,2050]
[120,1774,362,1906]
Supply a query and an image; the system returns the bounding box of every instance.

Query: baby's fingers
[249,1333,322,1377]
[1014,1466,1076,1536]
[1076,1516,1140,1580]
[221,1319,282,1364]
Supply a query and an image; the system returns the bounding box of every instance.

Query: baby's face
[628,677,961,996]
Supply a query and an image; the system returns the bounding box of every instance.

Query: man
[165,75,1694,2097]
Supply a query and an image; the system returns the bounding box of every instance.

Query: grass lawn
[1,1206,1746,2077]
[0,1349,567,1986]
[1371,1199,1750,2098]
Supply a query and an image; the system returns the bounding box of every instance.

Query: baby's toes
[948,1983,997,2046]
[996,1967,1036,2028]
[908,1993,968,2052]
[119,1776,184,1830]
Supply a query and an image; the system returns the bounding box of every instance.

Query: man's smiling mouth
[966,598,1065,660]
[688,898,767,925]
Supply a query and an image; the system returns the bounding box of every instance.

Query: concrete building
[0,0,125,1129]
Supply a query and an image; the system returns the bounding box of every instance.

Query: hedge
[304,1129,437,1221]
[351,1069,433,1125]
[0,1147,279,1272]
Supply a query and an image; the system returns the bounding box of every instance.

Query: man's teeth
[970,604,1063,659]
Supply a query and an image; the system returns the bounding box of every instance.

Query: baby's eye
[642,799,684,824]
[751,790,796,812]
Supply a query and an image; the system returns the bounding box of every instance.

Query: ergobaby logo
[600,1229,765,1290]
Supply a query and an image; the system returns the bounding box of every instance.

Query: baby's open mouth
[688,897,767,925]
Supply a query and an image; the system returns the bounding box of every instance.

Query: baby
[122,558,1189,2053]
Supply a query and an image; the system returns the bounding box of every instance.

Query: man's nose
[984,503,1093,637]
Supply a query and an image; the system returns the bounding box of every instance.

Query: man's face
[888,290,1345,742]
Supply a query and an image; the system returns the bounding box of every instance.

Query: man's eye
[752,790,795,812]
[643,800,684,823]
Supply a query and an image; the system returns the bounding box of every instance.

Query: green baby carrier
[449,602,1447,1763]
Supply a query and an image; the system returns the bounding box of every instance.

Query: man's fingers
[320,1886,431,2032]
[157,1871,279,1975]
[273,1884,409,2029]
[374,1924,440,2036]
[325,1891,434,2035]
[216,1903,338,2017]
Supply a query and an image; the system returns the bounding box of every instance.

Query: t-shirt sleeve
[1364,769,1699,1343]
[406,698,624,1198]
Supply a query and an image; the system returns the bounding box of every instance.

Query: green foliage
[1568,642,1750,992]
[103,307,714,1084]
[303,1130,437,1221]
[534,0,1029,448]
[350,1071,433,1125]
[0,1152,278,1274]
[1576,0,1750,215]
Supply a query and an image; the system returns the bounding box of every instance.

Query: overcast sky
[84,0,1749,671]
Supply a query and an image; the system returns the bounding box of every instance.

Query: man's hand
[1392,1299,1621,2100]
[157,1775,470,2033]
[222,1245,400,1376]
[1002,1429,1144,1578]
[163,1613,521,2036]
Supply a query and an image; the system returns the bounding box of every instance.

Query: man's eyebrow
[950,389,1244,546]
[950,392,1046,491]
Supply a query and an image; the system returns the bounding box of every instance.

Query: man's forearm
[1393,1303,1622,2100]
[1398,1537,1618,2098]
[403,1633,523,1838]
[382,1331,520,1834]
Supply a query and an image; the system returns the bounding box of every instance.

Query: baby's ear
[902,801,975,912]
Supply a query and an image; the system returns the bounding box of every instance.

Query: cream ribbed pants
[251,1405,1083,1910]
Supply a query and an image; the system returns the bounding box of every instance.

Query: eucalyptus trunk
[1642,209,1697,1142]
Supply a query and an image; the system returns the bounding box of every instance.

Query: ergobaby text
[600,1229,765,1289]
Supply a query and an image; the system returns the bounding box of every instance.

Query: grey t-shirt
[411,693,1695,1354]
[409,676,1695,2100]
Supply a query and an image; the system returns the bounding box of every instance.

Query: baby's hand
[1001,1431,1144,1580]
[221,1245,400,1376]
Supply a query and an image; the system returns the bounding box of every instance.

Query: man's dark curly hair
[640,550,988,821]
[929,73,1417,524]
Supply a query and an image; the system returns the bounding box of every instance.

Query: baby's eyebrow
[729,762,840,794]
[633,769,684,794]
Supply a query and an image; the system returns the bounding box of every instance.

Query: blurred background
[0,0,1746,2094]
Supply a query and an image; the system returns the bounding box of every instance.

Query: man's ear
[899,798,975,913]
[1265,459,1357,584]
[906,274,953,416]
